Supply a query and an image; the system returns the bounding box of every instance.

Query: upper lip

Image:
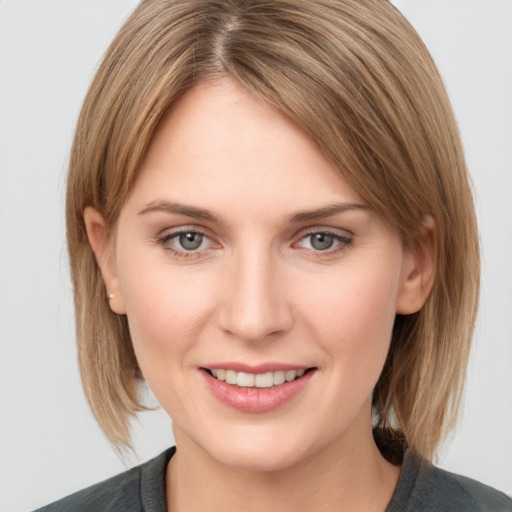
[201,362,313,373]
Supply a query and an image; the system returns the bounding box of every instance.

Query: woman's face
[90,78,428,471]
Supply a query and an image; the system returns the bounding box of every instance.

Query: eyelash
[154,228,214,260]
[294,230,353,255]
[153,228,353,260]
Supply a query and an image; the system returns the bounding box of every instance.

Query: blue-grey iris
[179,233,203,250]
[311,233,334,250]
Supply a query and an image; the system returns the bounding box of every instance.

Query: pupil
[311,233,334,250]
[179,233,203,250]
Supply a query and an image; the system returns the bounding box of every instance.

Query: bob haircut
[66,0,479,462]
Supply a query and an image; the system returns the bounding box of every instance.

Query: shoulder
[388,450,512,511]
[33,465,142,512]
[33,447,175,512]
[421,465,512,511]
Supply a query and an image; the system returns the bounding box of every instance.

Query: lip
[201,367,316,413]
[201,362,309,373]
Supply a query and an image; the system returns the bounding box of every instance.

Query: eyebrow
[287,203,369,223]
[138,200,368,224]
[138,200,220,222]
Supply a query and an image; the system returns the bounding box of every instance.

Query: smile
[202,366,316,413]
[208,368,306,388]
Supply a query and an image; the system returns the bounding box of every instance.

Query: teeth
[273,371,285,385]
[210,368,307,388]
[255,372,274,388]
[237,372,255,387]
[285,370,297,381]
[225,370,237,385]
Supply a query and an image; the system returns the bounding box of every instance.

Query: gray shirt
[34,447,512,511]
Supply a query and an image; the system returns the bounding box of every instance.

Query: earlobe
[396,216,436,315]
[83,207,126,315]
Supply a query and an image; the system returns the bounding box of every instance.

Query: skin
[85,78,435,512]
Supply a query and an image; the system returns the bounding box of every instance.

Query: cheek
[299,263,400,379]
[116,252,215,371]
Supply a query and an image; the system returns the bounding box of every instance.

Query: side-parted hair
[66,0,479,462]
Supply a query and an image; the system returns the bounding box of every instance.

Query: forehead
[129,78,365,216]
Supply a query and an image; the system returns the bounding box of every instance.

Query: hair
[66,0,480,462]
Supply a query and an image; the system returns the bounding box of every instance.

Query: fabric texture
[33,447,174,512]
[386,451,512,511]
[34,447,512,511]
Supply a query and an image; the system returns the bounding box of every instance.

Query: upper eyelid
[294,225,354,239]
[160,229,214,246]
[157,225,213,238]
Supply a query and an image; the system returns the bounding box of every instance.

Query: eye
[178,232,204,251]
[295,230,353,253]
[155,228,216,258]
[309,233,335,251]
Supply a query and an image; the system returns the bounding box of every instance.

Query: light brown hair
[66,0,480,461]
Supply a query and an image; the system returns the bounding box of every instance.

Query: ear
[83,207,126,315]
[396,216,436,314]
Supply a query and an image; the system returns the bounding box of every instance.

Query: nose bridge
[219,241,292,342]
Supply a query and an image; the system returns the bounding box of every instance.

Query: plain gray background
[0,1,511,510]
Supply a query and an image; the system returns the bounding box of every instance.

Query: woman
[36,0,511,510]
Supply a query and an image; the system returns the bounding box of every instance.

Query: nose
[217,247,293,343]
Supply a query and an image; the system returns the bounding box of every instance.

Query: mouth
[201,366,317,412]
[204,367,314,389]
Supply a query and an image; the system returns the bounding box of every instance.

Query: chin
[214,444,305,473]
[193,425,318,473]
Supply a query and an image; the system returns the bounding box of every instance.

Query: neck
[166,420,400,512]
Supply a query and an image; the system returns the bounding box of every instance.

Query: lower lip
[202,369,315,413]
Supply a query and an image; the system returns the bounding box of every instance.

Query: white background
[0,1,511,510]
